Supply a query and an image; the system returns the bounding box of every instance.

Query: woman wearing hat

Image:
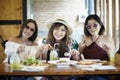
[36,19,79,61]
[35,19,79,80]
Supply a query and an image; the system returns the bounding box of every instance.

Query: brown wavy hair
[17,19,38,42]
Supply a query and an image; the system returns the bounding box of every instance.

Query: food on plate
[57,60,68,63]
[48,60,77,67]
[30,63,49,66]
[23,58,39,66]
[77,60,96,65]
[38,63,49,66]
[100,60,108,65]
[23,58,49,66]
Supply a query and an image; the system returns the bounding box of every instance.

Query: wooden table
[0,61,120,76]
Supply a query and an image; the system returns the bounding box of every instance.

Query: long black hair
[84,14,105,37]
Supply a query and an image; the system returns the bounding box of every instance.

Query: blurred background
[0,0,120,63]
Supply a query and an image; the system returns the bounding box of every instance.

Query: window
[94,0,120,50]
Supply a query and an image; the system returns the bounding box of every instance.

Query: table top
[0,61,120,76]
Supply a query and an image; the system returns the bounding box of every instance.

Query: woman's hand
[40,44,53,52]
[70,49,80,60]
[17,45,25,54]
[102,43,112,54]
[78,41,86,53]
[38,44,53,59]
[98,42,111,53]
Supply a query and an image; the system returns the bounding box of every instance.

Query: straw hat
[47,19,73,35]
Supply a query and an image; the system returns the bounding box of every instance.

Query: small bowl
[59,57,70,61]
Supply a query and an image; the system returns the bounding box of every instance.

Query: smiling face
[86,19,101,36]
[22,22,35,39]
[53,25,66,42]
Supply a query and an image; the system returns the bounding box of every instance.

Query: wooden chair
[0,35,8,49]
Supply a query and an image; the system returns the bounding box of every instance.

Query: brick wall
[32,0,87,42]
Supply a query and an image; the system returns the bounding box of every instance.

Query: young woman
[79,14,115,61]
[76,14,115,80]
[4,19,38,80]
[36,19,79,61]
[36,19,79,80]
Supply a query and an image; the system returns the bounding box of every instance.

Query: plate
[21,65,49,72]
[95,65,117,70]
[77,59,102,65]
[20,62,49,72]
[48,60,77,67]
[83,59,101,62]
[76,63,102,68]
[76,64,92,68]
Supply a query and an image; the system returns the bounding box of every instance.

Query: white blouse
[4,41,39,63]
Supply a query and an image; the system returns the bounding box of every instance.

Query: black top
[82,36,109,60]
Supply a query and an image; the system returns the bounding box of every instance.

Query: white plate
[21,65,49,72]
[76,64,92,68]
[48,60,77,67]
[95,65,117,70]
[83,59,101,62]
[76,63,102,68]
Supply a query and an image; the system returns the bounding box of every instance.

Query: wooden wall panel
[0,0,22,63]
[0,25,20,63]
[0,25,20,40]
[0,0,22,20]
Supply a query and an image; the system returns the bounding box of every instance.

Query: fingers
[47,44,53,49]
[17,45,25,54]
[98,42,111,51]
[78,42,85,52]
[71,49,80,56]
[102,43,111,52]
[39,44,53,53]
[70,49,80,60]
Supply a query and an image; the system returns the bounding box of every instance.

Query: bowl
[59,57,70,61]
